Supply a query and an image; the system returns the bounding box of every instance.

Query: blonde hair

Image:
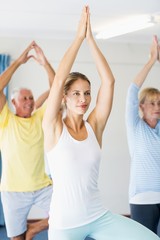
[139,87,160,104]
[64,72,90,95]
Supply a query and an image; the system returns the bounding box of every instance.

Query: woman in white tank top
[42,6,159,240]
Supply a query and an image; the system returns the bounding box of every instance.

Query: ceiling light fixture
[96,15,156,40]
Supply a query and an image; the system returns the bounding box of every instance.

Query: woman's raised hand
[76,6,88,41]
[86,6,93,41]
[150,35,159,63]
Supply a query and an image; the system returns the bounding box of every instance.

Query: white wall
[1,37,159,219]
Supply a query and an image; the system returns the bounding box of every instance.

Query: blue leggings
[48,211,159,240]
[130,203,160,237]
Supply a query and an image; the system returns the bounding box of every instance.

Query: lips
[80,105,87,109]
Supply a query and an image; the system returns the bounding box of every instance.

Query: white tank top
[46,121,107,229]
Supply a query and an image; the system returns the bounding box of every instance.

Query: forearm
[44,7,86,126]
[133,57,157,88]
[35,62,55,109]
[37,37,83,110]
[56,37,83,82]
[87,37,115,85]
[35,90,49,109]
[43,37,84,126]
[0,59,21,92]
[43,61,56,88]
[87,37,115,130]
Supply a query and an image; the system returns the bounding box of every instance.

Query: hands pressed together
[18,41,48,66]
[150,35,160,63]
[76,6,93,42]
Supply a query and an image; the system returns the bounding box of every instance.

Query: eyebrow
[146,100,160,103]
[72,89,90,92]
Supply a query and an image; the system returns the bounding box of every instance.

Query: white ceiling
[0,0,160,43]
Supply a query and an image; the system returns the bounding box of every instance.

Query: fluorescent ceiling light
[96,15,156,39]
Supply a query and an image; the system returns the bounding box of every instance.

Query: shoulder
[0,102,12,129]
[0,102,10,116]
[33,104,46,118]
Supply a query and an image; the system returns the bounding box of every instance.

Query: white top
[46,121,107,229]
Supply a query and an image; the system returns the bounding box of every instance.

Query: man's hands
[17,41,35,64]
[32,42,48,66]
[17,41,48,66]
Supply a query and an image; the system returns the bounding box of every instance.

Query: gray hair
[11,87,31,101]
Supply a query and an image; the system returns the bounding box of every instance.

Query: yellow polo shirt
[0,103,52,191]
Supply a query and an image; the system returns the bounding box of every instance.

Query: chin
[24,111,32,118]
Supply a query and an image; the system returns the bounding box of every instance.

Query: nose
[80,94,86,103]
[155,103,160,109]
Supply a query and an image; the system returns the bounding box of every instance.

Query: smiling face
[12,88,35,118]
[64,78,91,116]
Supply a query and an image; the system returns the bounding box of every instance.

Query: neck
[64,117,84,132]
[143,117,158,128]
[16,113,31,118]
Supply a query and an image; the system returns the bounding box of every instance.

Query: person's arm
[86,7,115,144]
[31,42,55,109]
[34,90,50,109]
[133,35,159,88]
[42,6,88,150]
[158,41,160,62]
[0,41,35,113]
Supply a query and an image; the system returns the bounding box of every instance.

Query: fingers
[27,41,40,54]
[153,35,158,44]
[27,41,43,58]
[26,41,36,52]
[76,7,87,40]
[85,6,93,40]
[87,9,91,28]
[154,35,160,61]
[21,41,35,59]
[32,41,44,56]
[26,55,34,61]
[158,45,160,62]
[84,5,90,27]
[150,35,159,62]
[85,5,89,14]
[82,6,91,37]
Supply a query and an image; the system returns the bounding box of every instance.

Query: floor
[0,226,94,239]
[0,226,48,240]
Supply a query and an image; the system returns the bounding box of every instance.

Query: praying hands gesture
[17,41,49,67]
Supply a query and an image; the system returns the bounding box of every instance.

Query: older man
[0,41,55,240]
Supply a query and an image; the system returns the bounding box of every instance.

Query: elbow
[111,75,115,84]
[109,76,115,88]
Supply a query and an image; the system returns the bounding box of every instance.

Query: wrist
[148,57,157,66]
[44,60,51,68]
[75,34,85,42]
[14,58,22,67]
